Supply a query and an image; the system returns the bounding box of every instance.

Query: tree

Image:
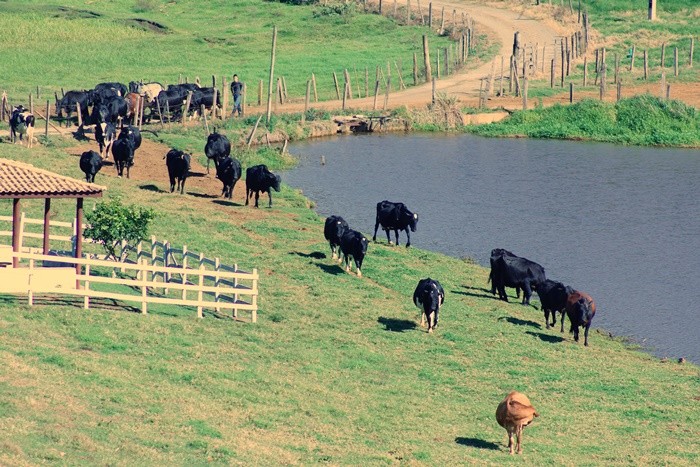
[83,197,155,262]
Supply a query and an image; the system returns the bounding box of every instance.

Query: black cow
[9,106,35,147]
[95,121,117,159]
[165,149,191,194]
[167,83,200,93]
[119,125,142,150]
[190,87,221,114]
[565,288,597,346]
[55,90,91,122]
[204,131,230,173]
[152,87,189,121]
[413,278,445,333]
[492,254,546,305]
[216,156,242,200]
[245,164,281,208]
[112,132,136,178]
[536,279,570,330]
[324,215,349,261]
[488,249,520,297]
[372,200,418,248]
[339,229,369,278]
[92,95,127,125]
[94,82,127,97]
[79,150,103,183]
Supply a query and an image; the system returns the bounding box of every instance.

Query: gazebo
[0,158,104,286]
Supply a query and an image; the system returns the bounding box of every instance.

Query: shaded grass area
[1,138,700,464]
[470,95,700,146]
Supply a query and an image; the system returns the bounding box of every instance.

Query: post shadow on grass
[377,316,417,332]
[289,251,326,260]
[454,437,500,450]
[499,316,542,329]
[139,184,167,193]
[526,330,564,343]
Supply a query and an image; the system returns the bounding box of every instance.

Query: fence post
[197,265,205,318]
[44,100,50,138]
[674,47,679,76]
[181,245,188,300]
[630,44,636,71]
[617,79,622,101]
[550,59,555,88]
[311,73,318,102]
[140,259,148,315]
[690,37,695,68]
[163,241,170,294]
[423,35,432,83]
[644,49,649,79]
[28,257,34,306]
[569,82,574,103]
[660,42,666,68]
[583,55,588,86]
[428,2,432,28]
[660,72,666,99]
[84,263,90,309]
[522,77,528,110]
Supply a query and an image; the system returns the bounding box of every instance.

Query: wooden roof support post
[43,198,51,255]
[12,198,20,268]
[75,197,83,289]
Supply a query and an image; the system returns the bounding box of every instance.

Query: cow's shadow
[188,171,207,178]
[189,192,219,199]
[499,316,542,329]
[315,263,344,276]
[289,251,326,260]
[213,200,242,207]
[139,184,167,193]
[526,330,564,343]
[454,437,500,450]
[452,287,500,301]
[377,317,417,332]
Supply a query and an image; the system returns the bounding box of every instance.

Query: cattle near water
[339,229,369,277]
[536,279,570,330]
[413,278,445,333]
[245,165,281,208]
[490,251,546,305]
[372,200,418,248]
[324,215,349,261]
[565,288,597,346]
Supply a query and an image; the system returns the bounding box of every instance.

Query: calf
[165,149,191,194]
[536,279,570,330]
[95,121,117,159]
[9,106,35,148]
[204,131,231,173]
[216,156,242,200]
[245,164,281,208]
[491,254,546,305]
[323,215,349,261]
[372,200,418,247]
[79,150,103,183]
[565,288,597,346]
[339,229,369,277]
[413,278,445,333]
[496,391,539,455]
[112,133,136,178]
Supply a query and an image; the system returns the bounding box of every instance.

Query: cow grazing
[245,164,281,208]
[94,121,117,159]
[565,288,597,346]
[324,215,349,261]
[372,200,418,248]
[55,90,91,122]
[413,278,445,333]
[112,132,136,178]
[536,279,570,330]
[204,131,231,173]
[79,150,103,183]
[9,106,35,148]
[496,391,539,455]
[489,249,520,297]
[165,149,191,194]
[216,156,242,200]
[339,229,369,277]
[491,254,546,305]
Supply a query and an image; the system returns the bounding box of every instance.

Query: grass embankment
[469,95,700,146]
[0,0,462,103]
[1,135,700,465]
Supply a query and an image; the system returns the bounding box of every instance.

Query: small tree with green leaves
[83,197,155,262]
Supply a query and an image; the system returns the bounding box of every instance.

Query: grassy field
[0,0,468,104]
[1,132,700,465]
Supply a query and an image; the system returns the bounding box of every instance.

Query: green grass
[469,94,700,146]
[1,133,700,465]
[0,0,470,104]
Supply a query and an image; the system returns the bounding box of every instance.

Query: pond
[286,133,700,363]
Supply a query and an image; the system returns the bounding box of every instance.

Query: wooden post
[75,198,83,289]
[674,47,679,76]
[423,35,432,83]
[522,76,528,110]
[432,79,436,105]
[365,67,369,97]
[599,65,606,100]
[550,59,555,88]
[660,72,666,99]
[276,78,284,105]
[379,0,383,14]
[666,83,671,100]
[182,91,193,125]
[440,6,445,33]
[257,79,263,106]
[29,93,33,115]
[266,25,277,123]
[281,76,288,101]
[644,49,648,79]
[383,76,391,110]
[513,57,521,96]
[614,53,619,84]
[583,55,588,86]
[428,2,432,28]
[44,100,49,138]
[444,48,449,76]
[499,56,504,97]
[406,0,411,24]
[569,82,574,103]
[413,52,418,85]
[560,43,565,87]
[242,83,247,117]
[333,72,341,99]
[312,73,318,102]
[11,199,20,268]
[436,49,440,79]
[343,69,352,99]
[630,45,636,71]
[373,80,380,110]
[302,80,310,124]
[541,45,546,73]
[247,115,263,148]
[648,0,657,21]
[690,37,695,68]
[660,42,666,68]
[342,81,348,110]
[76,103,83,128]
[394,0,397,17]
[197,265,204,318]
[42,198,51,255]
[616,79,622,102]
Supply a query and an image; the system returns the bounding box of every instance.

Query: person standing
[230,74,244,117]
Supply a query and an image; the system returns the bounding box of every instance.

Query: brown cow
[496,391,539,455]
[565,288,597,346]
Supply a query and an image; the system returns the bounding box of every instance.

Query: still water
[286,133,700,363]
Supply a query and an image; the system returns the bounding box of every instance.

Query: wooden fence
[0,214,259,321]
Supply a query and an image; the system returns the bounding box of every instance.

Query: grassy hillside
[1,138,699,464]
[0,0,462,103]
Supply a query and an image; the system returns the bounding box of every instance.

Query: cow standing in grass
[216,156,242,200]
[324,215,349,261]
[204,131,230,173]
[413,278,445,333]
[245,164,281,208]
[339,229,369,277]
[496,391,539,455]
[165,149,191,194]
[10,105,35,148]
[373,200,418,247]
[536,279,570,330]
[565,288,597,346]
[79,150,102,183]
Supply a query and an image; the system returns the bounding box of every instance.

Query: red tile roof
[0,158,104,199]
